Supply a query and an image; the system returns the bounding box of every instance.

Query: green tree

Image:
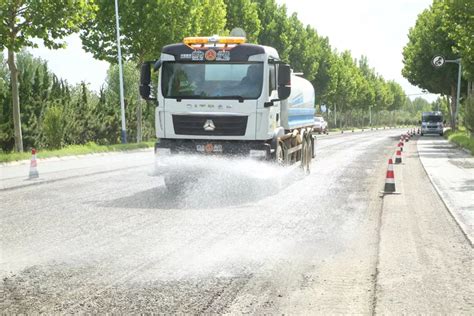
[402,2,463,129]
[80,0,227,63]
[42,105,64,148]
[440,0,474,80]
[312,37,332,106]
[0,0,95,151]
[254,0,293,61]
[104,62,155,143]
[223,0,261,42]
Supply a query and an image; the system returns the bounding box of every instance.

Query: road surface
[1,129,472,314]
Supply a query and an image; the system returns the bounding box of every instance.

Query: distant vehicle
[313,116,328,134]
[420,111,444,136]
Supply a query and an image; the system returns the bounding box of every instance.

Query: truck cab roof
[161,42,280,62]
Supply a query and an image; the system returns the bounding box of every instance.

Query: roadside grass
[0,141,155,163]
[444,129,474,155]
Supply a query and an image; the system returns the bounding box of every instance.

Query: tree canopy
[402,0,472,129]
[0,0,95,151]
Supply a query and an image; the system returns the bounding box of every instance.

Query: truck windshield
[161,62,263,100]
[422,115,442,122]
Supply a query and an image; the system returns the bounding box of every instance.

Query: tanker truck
[139,35,317,190]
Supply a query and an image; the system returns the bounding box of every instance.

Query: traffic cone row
[29,148,39,179]
[382,129,417,194]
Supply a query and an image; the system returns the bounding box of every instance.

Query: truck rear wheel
[300,136,311,174]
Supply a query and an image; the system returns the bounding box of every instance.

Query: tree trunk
[450,85,457,130]
[7,49,23,152]
[136,99,142,143]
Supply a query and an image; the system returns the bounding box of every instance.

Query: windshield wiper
[218,95,245,103]
[168,95,204,102]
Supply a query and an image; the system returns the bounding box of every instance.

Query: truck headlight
[249,150,267,159]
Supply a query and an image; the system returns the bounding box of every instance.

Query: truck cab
[140,36,293,157]
[420,111,444,136]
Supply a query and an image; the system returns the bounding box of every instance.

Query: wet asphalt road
[0,129,469,313]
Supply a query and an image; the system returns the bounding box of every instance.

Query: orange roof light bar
[183,35,246,46]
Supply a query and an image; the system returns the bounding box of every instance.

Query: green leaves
[223,0,261,42]
[403,5,454,96]
[0,0,96,52]
[80,0,227,64]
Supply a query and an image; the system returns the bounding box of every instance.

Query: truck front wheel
[274,140,285,165]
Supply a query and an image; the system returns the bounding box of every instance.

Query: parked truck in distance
[420,111,445,136]
[139,35,317,190]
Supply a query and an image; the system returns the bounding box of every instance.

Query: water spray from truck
[140,34,317,192]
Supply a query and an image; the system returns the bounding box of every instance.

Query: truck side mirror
[140,62,155,100]
[277,64,291,100]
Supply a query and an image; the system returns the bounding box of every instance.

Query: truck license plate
[196,143,223,153]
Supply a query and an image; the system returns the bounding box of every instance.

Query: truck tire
[275,140,285,165]
[300,136,311,174]
[306,136,312,173]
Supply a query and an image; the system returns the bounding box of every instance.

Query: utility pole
[334,103,337,128]
[115,0,127,143]
[431,56,462,130]
[452,58,462,128]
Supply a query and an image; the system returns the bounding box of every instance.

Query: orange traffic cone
[383,158,396,193]
[29,148,39,179]
[395,148,402,164]
[398,140,404,152]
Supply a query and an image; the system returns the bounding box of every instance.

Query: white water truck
[139,35,317,190]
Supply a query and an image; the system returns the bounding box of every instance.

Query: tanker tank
[280,75,316,131]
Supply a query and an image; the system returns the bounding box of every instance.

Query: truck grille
[172,115,248,136]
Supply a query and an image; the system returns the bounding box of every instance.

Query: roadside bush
[463,96,474,138]
[42,105,65,149]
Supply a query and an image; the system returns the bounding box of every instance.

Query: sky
[25,0,438,101]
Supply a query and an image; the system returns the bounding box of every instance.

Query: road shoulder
[375,138,473,314]
[417,137,473,244]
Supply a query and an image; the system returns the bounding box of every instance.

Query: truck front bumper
[154,139,272,159]
[421,126,443,134]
